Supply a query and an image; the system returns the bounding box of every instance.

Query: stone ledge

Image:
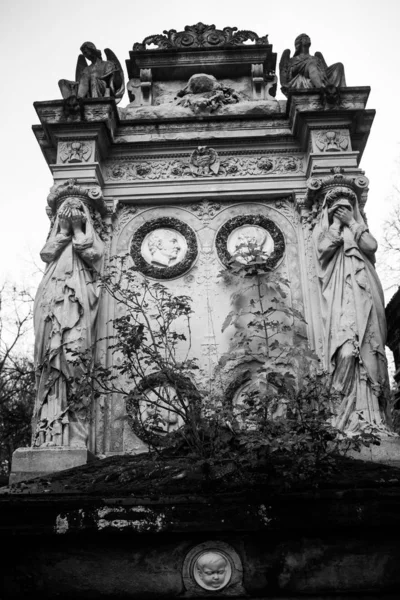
[347,437,400,468]
[9,447,97,484]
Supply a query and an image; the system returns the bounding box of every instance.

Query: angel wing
[314,51,328,72]
[279,49,292,87]
[105,48,125,102]
[75,54,88,83]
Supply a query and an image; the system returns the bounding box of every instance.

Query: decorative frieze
[105,151,304,182]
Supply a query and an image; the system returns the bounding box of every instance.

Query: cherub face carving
[194,552,231,591]
[227,225,274,264]
[141,229,187,267]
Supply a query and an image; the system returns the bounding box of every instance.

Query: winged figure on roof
[279,34,346,97]
[59,42,125,104]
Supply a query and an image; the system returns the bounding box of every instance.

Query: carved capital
[304,167,369,210]
[47,178,106,215]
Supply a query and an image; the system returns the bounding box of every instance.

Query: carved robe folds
[313,197,390,432]
[33,201,104,448]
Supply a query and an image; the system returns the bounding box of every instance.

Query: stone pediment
[126,23,277,109]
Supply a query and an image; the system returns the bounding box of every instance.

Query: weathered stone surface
[59,42,125,105]
[280,33,346,97]
[22,24,396,478]
[9,447,97,484]
[2,455,400,597]
[120,99,281,119]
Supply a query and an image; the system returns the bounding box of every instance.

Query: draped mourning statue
[313,185,391,433]
[33,181,105,448]
[280,33,346,96]
[59,41,125,104]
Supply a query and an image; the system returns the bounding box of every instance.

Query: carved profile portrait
[138,385,184,435]
[193,551,232,591]
[232,379,286,428]
[141,229,187,268]
[227,225,274,264]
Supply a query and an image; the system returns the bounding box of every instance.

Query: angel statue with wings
[59,41,125,103]
[279,34,346,96]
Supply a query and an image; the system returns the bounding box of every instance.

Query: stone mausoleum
[4,24,400,599]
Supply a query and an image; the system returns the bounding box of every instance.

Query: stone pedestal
[9,447,97,484]
[348,437,400,469]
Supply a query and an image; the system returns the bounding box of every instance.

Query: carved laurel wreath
[130,217,198,279]
[216,215,286,269]
[126,371,201,445]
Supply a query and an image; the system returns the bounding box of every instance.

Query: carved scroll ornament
[133,22,269,50]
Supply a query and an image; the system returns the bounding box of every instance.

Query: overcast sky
[1,0,400,295]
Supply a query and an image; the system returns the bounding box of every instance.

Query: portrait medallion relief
[138,385,184,436]
[141,228,187,268]
[216,214,285,270]
[127,371,200,445]
[227,225,274,264]
[193,551,232,591]
[130,217,198,279]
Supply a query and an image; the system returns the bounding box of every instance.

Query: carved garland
[105,155,304,182]
[130,217,198,279]
[216,215,285,269]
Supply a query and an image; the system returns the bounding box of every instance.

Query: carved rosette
[58,141,93,164]
[130,217,198,279]
[311,130,351,153]
[216,215,285,270]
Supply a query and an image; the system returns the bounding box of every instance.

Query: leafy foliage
[71,251,379,486]
[0,284,35,475]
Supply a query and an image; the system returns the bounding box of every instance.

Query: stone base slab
[347,437,400,468]
[9,447,96,484]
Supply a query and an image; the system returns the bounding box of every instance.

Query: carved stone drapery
[306,170,391,433]
[33,181,105,449]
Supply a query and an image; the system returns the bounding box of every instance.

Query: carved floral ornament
[105,150,304,182]
[313,130,350,152]
[58,141,93,163]
[133,22,269,50]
